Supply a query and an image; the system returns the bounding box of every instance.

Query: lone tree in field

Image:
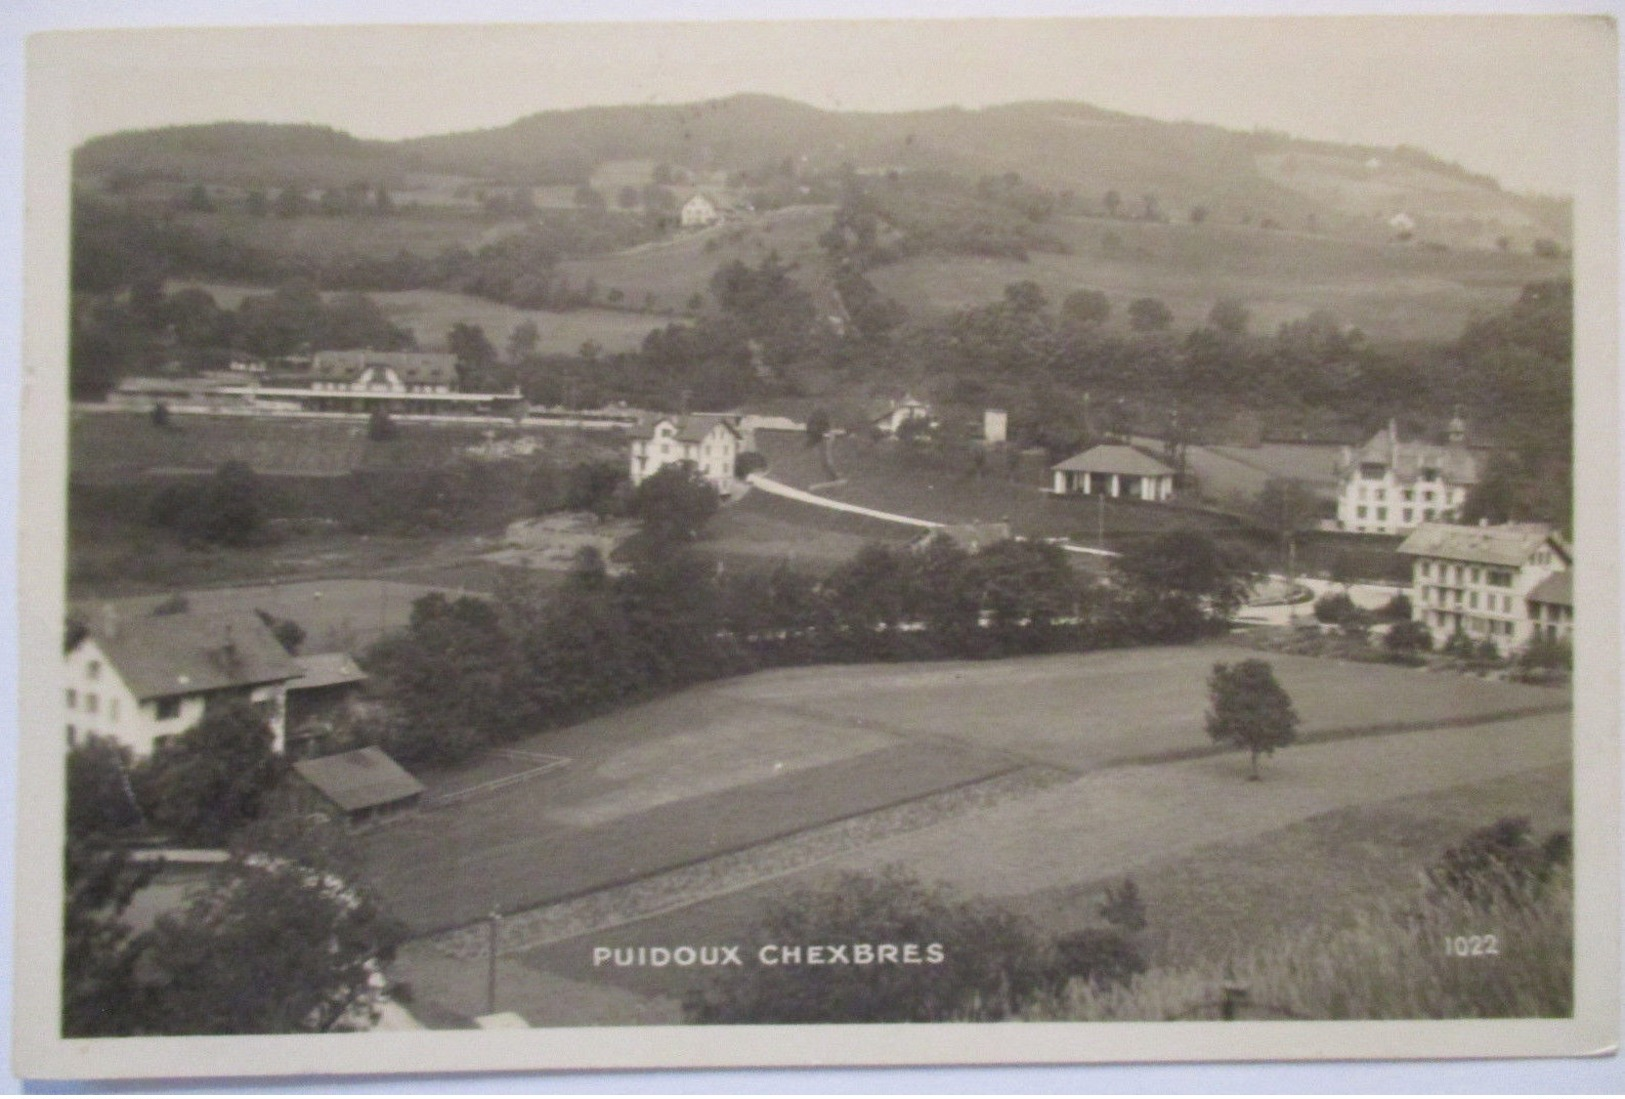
[1206,659,1299,780]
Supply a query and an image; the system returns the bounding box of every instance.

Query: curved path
[744,473,1119,558]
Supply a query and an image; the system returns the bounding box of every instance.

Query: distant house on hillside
[1050,444,1177,501]
[1388,212,1417,236]
[1396,521,1570,649]
[63,608,303,756]
[292,747,424,827]
[311,350,459,394]
[628,413,742,495]
[1334,418,1479,535]
[680,192,722,228]
[870,395,933,438]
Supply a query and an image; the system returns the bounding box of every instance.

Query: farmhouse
[680,192,723,228]
[1396,521,1571,649]
[285,652,369,759]
[1334,419,1479,535]
[63,609,303,756]
[1050,444,1176,501]
[628,413,741,495]
[291,747,425,827]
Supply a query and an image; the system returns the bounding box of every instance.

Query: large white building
[628,414,741,495]
[1334,420,1479,535]
[310,350,459,394]
[64,609,303,756]
[1396,521,1572,650]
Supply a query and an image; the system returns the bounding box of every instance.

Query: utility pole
[1097,490,1106,550]
[486,909,501,1015]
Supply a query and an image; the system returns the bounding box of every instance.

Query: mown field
[384,645,1568,1025]
[867,214,1566,343]
[171,209,509,262]
[377,644,1569,1021]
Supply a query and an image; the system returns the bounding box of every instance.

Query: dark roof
[289,652,368,692]
[1396,522,1568,567]
[294,748,424,813]
[1052,444,1176,477]
[78,609,303,701]
[1527,571,1573,606]
[311,350,458,386]
[629,413,741,443]
[1344,425,1480,486]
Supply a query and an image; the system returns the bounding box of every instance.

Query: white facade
[680,194,721,228]
[1335,422,1477,535]
[983,408,1008,445]
[1050,444,1177,501]
[64,637,290,756]
[629,416,739,495]
[1399,522,1571,650]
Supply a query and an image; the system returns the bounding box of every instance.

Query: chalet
[680,192,722,228]
[628,413,742,495]
[1396,521,1571,650]
[64,609,303,756]
[1050,445,1176,501]
[291,747,425,827]
[310,350,458,394]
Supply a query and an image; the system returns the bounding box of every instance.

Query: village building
[63,609,303,756]
[309,350,458,394]
[291,747,425,827]
[1334,419,1479,535]
[910,522,1014,554]
[627,413,742,495]
[1396,521,1572,649]
[1525,570,1575,645]
[679,192,722,228]
[285,653,370,759]
[1050,444,1177,501]
[870,395,933,438]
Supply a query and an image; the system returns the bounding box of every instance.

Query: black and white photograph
[10,5,1620,1083]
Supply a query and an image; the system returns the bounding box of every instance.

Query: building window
[86,661,100,681]
[1361,463,1385,480]
[66,724,76,747]
[1356,506,1367,519]
[1376,508,1387,521]
[1375,489,1386,501]
[1403,509,1413,523]
[1421,467,1439,481]
[1420,562,1431,577]
[84,693,98,715]
[1469,592,1478,609]
[1403,489,1414,502]
[65,688,75,709]
[156,697,182,720]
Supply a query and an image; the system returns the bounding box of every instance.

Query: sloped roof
[293,748,424,813]
[311,350,458,386]
[1527,571,1573,606]
[628,413,741,443]
[1052,444,1177,477]
[1347,426,1480,486]
[289,652,368,692]
[1396,522,1567,567]
[77,609,302,701]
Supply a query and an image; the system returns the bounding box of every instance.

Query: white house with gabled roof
[64,608,304,756]
[1335,419,1480,535]
[1396,521,1571,650]
[1050,444,1176,501]
[628,413,741,495]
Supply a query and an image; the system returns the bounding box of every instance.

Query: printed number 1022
[1444,934,1499,957]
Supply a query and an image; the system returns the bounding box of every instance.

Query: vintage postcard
[11,8,1619,1083]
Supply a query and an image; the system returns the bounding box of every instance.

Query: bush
[1427,817,1571,910]
[1520,635,1572,671]
[1384,619,1432,655]
[1313,591,1360,625]
[734,450,768,479]
[1378,592,1413,621]
[1051,928,1146,992]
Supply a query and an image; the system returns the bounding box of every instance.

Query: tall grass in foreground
[1026,870,1571,1021]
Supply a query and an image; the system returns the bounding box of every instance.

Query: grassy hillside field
[382,645,1570,1025]
[170,281,673,356]
[868,214,1565,343]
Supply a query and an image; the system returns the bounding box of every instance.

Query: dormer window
[1421,467,1439,481]
[1360,463,1385,480]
